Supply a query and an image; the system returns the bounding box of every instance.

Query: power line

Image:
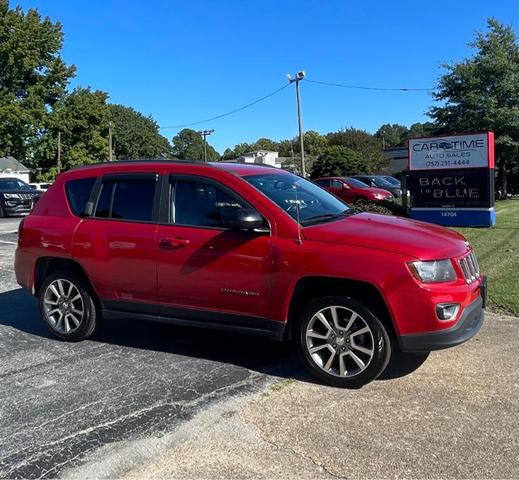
[304,78,434,92]
[160,83,291,129]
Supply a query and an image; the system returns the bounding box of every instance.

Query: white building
[225,150,283,168]
[0,156,31,183]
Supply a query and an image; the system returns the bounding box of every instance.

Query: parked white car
[29,182,52,192]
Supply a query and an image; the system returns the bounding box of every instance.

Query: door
[156,175,273,319]
[72,173,160,307]
[330,179,353,203]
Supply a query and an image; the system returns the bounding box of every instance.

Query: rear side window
[94,176,157,222]
[65,178,96,217]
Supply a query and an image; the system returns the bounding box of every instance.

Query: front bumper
[3,201,33,215]
[399,278,486,353]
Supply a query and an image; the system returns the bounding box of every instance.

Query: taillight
[18,218,25,247]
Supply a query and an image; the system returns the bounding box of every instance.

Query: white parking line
[0,239,17,245]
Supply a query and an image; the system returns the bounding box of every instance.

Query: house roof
[243,150,279,156]
[383,147,408,159]
[0,156,30,173]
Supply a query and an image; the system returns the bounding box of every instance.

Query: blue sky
[16,0,519,153]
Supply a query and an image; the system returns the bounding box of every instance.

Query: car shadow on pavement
[0,287,429,386]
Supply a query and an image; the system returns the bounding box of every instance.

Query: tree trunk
[501,162,508,197]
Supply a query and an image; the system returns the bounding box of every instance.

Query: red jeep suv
[15,161,486,388]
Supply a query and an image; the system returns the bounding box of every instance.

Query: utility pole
[108,121,113,161]
[57,131,61,174]
[197,129,215,162]
[287,71,306,177]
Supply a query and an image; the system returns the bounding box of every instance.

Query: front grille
[459,251,480,284]
[19,193,34,200]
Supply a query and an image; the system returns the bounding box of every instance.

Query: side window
[95,182,114,218]
[171,178,246,228]
[315,179,330,187]
[331,180,343,188]
[94,176,157,222]
[65,177,96,217]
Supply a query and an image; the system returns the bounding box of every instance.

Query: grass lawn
[452,200,519,316]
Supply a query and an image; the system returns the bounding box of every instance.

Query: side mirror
[343,183,350,190]
[226,208,265,230]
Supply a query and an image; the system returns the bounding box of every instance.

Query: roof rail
[68,159,214,171]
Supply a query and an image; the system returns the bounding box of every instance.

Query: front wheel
[298,296,391,388]
[38,272,100,341]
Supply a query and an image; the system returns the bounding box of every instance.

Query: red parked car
[314,176,393,203]
[15,161,486,388]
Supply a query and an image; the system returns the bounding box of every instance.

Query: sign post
[407,132,495,227]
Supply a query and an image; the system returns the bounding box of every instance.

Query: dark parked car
[0,177,41,217]
[351,175,402,198]
[380,176,401,188]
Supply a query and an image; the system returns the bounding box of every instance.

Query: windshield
[372,177,394,188]
[382,176,401,187]
[345,178,369,188]
[0,178,30,190]
[244,172,352,225]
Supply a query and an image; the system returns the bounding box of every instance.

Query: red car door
[72,173,160,305]
[330,179,355,203]
[155,174,273,319]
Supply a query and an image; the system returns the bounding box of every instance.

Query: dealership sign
[407,132,495,227]
[409,133,492,171]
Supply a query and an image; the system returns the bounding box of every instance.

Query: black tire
[0,205,5,218]
[38,271,100,341]
[298,295,391,388]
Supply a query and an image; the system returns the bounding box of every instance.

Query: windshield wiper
[300,210,354,226]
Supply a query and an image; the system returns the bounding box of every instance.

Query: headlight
[373,193,385,200]
[408,259,456,283]
[2,193,22,199]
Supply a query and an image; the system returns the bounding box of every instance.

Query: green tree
[277,139,295,157]
[253,137,278,151]
[326,127,384,172]
[222,148,235,160]
[310,145,370,179]
[406,122,437,140]
[375,124,409,149]
[109,104,172,160]
[0,0,76,159]
[172,128,219,161]
[430,18,519,194]
[34,88,110,174]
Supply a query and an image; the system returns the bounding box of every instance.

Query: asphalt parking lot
[0,216,518,479]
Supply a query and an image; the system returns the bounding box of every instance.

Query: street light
[287,71,306,177]
[197,129,215,162]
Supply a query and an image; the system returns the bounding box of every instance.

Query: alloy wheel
[305,305,375,378]
[43,279,85,334]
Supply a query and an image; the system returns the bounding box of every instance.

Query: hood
[303,212,468,259]
[1,189,39,195]
[365,187,393,196]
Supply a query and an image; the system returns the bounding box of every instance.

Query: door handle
[159,237,190,249]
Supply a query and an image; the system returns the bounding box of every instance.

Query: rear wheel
[38,272,100,341]
[298,296,391,388]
